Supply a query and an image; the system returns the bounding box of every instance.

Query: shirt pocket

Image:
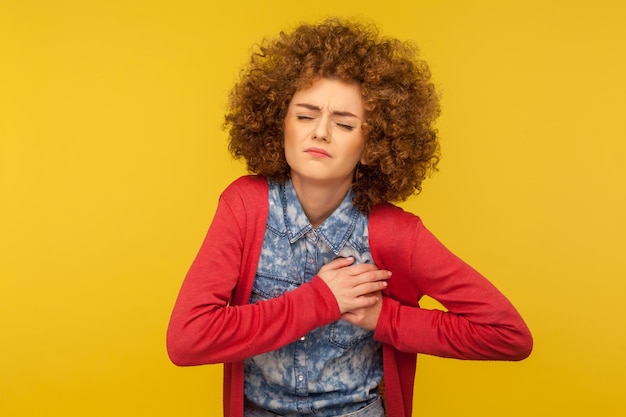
[329,319,374,349]
[249,273,300,303]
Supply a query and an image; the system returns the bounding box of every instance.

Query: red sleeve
[372,205,533,361]
[166,181,341,366]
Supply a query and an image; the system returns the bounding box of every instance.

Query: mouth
[305,147,331,158]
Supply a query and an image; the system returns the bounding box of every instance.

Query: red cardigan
[167,175,532,417]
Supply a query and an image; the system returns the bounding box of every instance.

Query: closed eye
[336,122,355,131]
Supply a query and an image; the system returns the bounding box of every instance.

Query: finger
[342,262,381,275]
[345,262,392,276]
[351,293,380,310]
[350,269,391,285]
[320,256,356,272]
[352,281,388,297]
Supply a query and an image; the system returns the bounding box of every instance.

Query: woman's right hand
[317,257,391,314]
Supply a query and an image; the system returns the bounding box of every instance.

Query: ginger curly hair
[225,18,440,212]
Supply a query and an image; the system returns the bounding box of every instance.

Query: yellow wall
[1,0,624,415]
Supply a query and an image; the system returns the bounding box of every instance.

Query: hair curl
[225,18,440,212]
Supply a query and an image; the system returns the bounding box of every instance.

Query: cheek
[283,123,294,148]
[349,135,366,159]
[283,118,298,143]
[282,124,296,165]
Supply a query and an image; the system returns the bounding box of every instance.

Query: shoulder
[369,202,423,232]
[368,202,427,265]
[215,176,270,239]
[223,174,268,193]
[220,175,268,205]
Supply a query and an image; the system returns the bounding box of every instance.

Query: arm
[372,207,533,360]
[166,186,341,366]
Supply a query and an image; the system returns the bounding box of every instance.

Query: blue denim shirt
[244,179,383,416]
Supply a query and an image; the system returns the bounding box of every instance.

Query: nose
[312,118,330,142]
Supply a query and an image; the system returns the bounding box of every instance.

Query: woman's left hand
[340,291,384,330]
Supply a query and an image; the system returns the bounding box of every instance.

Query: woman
[167,18,533,417]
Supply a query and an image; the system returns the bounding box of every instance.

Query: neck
[291,176,352,228]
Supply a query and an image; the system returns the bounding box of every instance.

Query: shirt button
[300,336,305,341]
[297,375,304,382]
[306,256,314,264]
[273,290,281,297]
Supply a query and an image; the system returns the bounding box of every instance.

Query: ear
[359,143,368,165]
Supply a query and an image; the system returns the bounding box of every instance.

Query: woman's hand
[317,257,390,315]
[340,291,384,330]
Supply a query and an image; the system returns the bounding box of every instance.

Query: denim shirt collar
[279,179,359,255]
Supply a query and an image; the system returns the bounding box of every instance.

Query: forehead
[290,78,364,115]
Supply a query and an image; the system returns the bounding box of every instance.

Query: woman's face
[283,77,365,188]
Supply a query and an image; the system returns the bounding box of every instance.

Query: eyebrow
[294,103,361,118]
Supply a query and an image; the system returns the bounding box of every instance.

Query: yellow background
[1,0,625,415]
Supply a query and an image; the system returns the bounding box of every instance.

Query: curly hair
[225,18,440,212]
